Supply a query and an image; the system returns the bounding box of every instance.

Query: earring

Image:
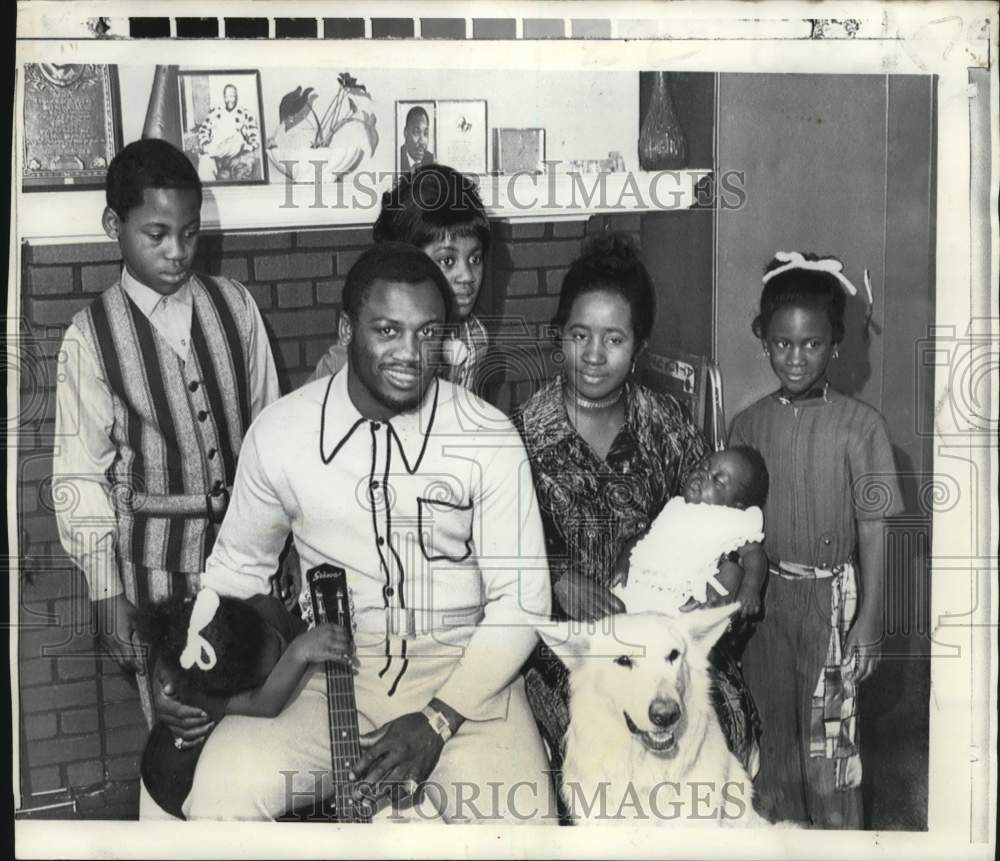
[762,349,770,358]
[833,346,840,359]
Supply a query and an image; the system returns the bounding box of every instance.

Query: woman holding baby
[513,233,763,791]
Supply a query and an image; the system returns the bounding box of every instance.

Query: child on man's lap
[137,588,351,818]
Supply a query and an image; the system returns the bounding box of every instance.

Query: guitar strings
[316,577,372,823]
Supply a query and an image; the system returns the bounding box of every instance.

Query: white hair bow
[179,588,220,671]
[763,251,874,308]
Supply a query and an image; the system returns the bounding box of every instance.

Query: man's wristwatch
[421,705,453,742]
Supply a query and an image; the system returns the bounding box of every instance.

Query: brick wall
[15,212,640,816]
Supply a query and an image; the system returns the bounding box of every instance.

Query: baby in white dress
[614,447,770,617]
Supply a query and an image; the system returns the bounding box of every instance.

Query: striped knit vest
[72,275,253,575]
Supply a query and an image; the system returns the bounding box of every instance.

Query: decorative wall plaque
[22,63,123,191]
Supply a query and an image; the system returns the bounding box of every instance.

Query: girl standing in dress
[729,251,903,828]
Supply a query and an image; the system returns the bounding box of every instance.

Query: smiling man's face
[340,278,447,419]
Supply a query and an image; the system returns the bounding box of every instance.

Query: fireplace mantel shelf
[19,169,711,244]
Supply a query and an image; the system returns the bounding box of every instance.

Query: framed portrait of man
[177,69,268,186]
[395,100,436,173]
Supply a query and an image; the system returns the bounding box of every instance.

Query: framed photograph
[22,64,123,191]
[396,100,437,173]
[177,69,267,186]
[436,100,488,175]
[494,127,546,175]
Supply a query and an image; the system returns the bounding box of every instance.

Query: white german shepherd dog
[540,603,773,827]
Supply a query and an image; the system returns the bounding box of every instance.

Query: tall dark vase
[638,71,688,170]
[142,65,182,149]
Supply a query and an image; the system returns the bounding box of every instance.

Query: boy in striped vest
[54,139,279,723]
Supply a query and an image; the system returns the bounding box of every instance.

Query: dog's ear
[536,620,593,669]
[682,602,740,650]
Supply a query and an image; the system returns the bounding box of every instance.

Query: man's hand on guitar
[350,713,444,804]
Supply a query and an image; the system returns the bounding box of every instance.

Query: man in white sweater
[161,242,555,822]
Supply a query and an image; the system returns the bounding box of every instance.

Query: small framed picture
[494,127,546,175]
[177,69,268,186]
[436,100,488,175]
[396,100,436,173]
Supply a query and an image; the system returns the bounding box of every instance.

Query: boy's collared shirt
[54,268,280,600]
[120,267,194,359]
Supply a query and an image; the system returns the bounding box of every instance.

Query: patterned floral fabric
[513,377,761,775]
[514,378,707,590]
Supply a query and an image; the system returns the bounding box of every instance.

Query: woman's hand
[291,622,354,667]
[554,571,626,622]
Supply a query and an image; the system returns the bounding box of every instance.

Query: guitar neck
[308,565,372,824]
[325,660,370,823]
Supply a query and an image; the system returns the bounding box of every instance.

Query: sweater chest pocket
[417,497,474,562]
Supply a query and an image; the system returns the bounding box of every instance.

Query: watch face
[424,708,451,739]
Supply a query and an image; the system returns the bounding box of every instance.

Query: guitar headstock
[303,564,370,825]
[307,564,355,638]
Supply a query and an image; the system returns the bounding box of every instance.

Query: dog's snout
[648,698,681,729]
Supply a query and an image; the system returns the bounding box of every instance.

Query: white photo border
[10,3,998,860]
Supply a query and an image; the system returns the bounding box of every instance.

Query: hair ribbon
[762,250,863,297]
[179,588,220,671]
